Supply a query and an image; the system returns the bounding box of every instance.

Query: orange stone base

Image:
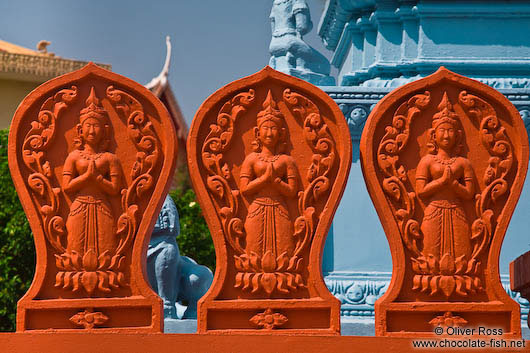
[17,297,161,332]
[0,333,528,353]
[378,302,520,338]
[199,299,340,334]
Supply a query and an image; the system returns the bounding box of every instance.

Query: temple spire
[145,36,171,90]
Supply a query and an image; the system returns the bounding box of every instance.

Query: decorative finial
[80,87,107,123]
[256,90,284,127]
[86,87,99,107]
[262,90,276,110]
[37,40,54,56]
[438,92,453,112]
[432,92,459,128]
[145,36,172,90]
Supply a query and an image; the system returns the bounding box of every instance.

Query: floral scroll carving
[376,91,431,259]
[283,89,337,258]
[459,91,513,264]
[23,86,161,296]
[22,86,78,254]
[106,85,161,256]
[200,89,255,256]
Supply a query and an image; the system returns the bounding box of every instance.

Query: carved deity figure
[416,93,476,265]
[62,87,122,257]
[240,91,299,259]
[269,0,333,84]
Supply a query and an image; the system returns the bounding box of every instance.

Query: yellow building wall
[0,79,41,129]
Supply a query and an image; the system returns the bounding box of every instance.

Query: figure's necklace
[434,155,457,166]
[79,150,103,161]
[257,153,280,163]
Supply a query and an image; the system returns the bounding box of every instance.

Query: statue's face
[81,117,103,145]
[258,120,280,149]
[434,122,456,150]
[160,204,171,229]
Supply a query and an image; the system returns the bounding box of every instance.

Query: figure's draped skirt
[421,199,471,260]
[66,195,115,255]
[245,196,293,257]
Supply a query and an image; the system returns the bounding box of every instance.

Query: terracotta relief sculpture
[9,63,177,332]
[413,93,481,297]
[236,91,302,295]
[360,67,528,337]
[188,66,351,334]
[55,88,125,295]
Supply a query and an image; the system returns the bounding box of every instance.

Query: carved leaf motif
[251,274,261,293]
[55,272,64,287]
[83,250,98,272]
[276,252,289,271]
[430,277,439,295]
[262,251,276,273]
[242,273,252,291]
[81,272,98,295]
[261,273,277,295]
[439,254,455,275]
[235,272,243,287]
[72,272,81,292]
[440,276,456,297]
[109,272,119,288]
[97,271,111,293]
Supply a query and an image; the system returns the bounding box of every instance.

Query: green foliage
[0,129,35,332]
[169,188,215,270]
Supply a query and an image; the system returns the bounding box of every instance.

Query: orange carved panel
[188,67,351,334]
[360,68,529,337]
[9,63,177,332]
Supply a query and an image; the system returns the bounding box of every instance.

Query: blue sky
[1,0,331,124]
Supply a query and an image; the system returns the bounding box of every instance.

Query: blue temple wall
[313,0,530,328]
[319,0,530,87]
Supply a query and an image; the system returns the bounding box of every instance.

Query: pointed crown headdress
[80,87,108,124]
[256,90,285,128]
[432,92,460,129]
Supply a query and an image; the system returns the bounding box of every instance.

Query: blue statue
[147,195,213,319]
[269,0,335,85]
